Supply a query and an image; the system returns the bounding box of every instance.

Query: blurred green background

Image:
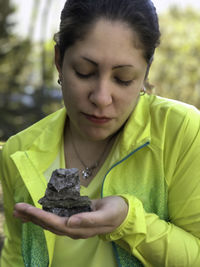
[0,0,200,142]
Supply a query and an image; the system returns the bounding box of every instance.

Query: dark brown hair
[54,0,160,66]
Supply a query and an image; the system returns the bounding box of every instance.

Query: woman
[1,0,200,266]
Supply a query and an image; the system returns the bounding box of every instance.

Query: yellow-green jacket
[1,94,200,267]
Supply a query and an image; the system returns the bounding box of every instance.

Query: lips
[83,113,112,124]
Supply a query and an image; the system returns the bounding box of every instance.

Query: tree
[149,7,200,108]
[0,0,31,94]
[0,0,62,141]
[0,0,15,40]
[0,0,33,140]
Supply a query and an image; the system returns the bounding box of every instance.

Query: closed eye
[75,71,94,79]
[115,77,133,86]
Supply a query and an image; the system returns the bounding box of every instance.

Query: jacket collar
[24,108,67,173]
[31,108,66,152]
[11,108,67,205]
[116,94,151,157]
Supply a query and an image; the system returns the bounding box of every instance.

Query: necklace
[70,129,109,179]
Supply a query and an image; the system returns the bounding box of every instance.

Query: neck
[63,120,116,185]
[66,120,112,152]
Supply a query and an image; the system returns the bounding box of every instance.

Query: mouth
[82,113,112,124]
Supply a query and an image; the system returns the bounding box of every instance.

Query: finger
[14,203,93,237]
[14,203,114,238]
[65,197,128,238]
[14,203,61,224]
[68,198,125,228]
[59,224,114,239]
[67,209,112,229]
[14,203,69,233]
[14,203,105,237]
[13,209,30,222]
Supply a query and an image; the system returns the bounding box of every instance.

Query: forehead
[64,19,147,70]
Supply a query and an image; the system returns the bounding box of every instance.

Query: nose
[89,79,112,108]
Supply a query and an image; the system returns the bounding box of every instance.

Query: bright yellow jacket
[1,94,200,267]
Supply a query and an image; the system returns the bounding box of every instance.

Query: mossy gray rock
[38,168,92,217]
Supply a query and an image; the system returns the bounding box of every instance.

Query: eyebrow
[81,57,98,66]
[81,56,134,69]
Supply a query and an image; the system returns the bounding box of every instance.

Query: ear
[54,45,62,74]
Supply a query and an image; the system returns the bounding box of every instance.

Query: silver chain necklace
[70,129,109,179]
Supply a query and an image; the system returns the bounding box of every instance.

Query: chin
[83,129,111,142]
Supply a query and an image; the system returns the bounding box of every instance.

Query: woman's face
[56,19,147,141]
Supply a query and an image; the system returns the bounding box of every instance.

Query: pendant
[82,167,92,179]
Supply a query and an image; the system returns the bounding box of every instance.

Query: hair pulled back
[54,0,160,65]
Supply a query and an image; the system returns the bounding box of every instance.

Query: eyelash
[75,71,93,79]
[114,77,133,87]
[75,71,133,87]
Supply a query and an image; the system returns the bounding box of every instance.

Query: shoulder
[148,94,200,133]
[2,108,65,159]
[149,94,200,119]
[144,95,200,152]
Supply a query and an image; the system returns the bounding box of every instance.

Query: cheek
[62,75,79,100]
[115,89,140,120]
[118,86,140,108]
[61,81,87,114]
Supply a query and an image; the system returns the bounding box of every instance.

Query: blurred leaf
[0,0,62,141]
[149,7,200,108]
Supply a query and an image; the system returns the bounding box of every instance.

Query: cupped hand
[13,196,128,239]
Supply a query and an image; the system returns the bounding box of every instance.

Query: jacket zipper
[101,141,150,198]
[100,141,150,267]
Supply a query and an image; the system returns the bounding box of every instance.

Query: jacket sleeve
[101,107,200,267]
[0,138,24,267]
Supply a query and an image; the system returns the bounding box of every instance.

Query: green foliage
[43,40,57,87]
[0,39,31,93]
[0,0,15,39]
[0,0,35,140]
[0,1,62,141]
[0,142,4,150]
[0,0,32,94]
[149,7,200,108]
